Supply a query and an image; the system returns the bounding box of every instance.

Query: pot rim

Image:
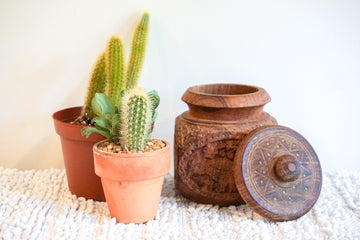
[52,106,83,126]
[52,106,105,142]
[93,139,170,157]
[182,83,271,108]
[93,139,171,181]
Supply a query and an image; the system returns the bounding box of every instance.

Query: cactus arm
[120,87,153,151]
[81,51,107,119]
[105,35,126,105]
[125,12,150,90]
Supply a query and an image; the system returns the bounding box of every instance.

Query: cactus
[120,87,155,151]
[82,12,159,152]
[125,12,150,90]
[82,88,159,151]
[76,12,150,125]
[105,35,126,106]
[81,51,107,120]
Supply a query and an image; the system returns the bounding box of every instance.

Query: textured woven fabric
[0,167,359,239]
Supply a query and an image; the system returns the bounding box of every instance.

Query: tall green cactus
[82,12,159,151]
[120,87,154,151]
[82,88,159,149]
[81,51,107,119]
[81,11,149,122]
[105,35,126,105]
[126,12,150,90]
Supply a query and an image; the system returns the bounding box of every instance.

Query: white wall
[0,0,359,172]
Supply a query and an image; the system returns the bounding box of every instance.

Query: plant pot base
[102,177,164,223]
[94,140,171,224]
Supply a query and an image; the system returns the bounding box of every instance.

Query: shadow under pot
[53,106,106,201]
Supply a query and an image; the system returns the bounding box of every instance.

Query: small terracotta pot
[53,106,106,201]
[93,140,171,224]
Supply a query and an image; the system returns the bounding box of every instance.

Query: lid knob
[273,155,300,182]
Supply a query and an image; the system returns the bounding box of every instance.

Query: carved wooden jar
[174,83,277,206]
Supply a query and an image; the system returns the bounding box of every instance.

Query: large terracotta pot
[53,106,106,201]
[93,140,171,224]
[174,83,277,206]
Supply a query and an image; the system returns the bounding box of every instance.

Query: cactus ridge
[81,51,107,119]
[105,35,126,105]
[82,12,160,151]
[126,12,149,90]
[121,87,153,151]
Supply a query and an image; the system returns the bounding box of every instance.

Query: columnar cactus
[120,87,156,151]
[82,88,159,151]
[105,35,126,105]
[125,12,150,90]
[81,51,107,119]
[80,12,149,123]
[82,12,159,152]
[102,11,149,106]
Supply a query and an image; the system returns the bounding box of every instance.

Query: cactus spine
[81,51,107,119]
[81,11,149,121]
[120,87,153,151]
[82,12,159,151]
[105,35,126,105]
[126,12,149,90]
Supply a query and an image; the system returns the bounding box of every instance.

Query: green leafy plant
[81,11,156,152]
[81,93,121,143]
[75,11,150,124]
[82,87,159,152]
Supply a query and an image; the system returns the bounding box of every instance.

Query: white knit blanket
[0,167,359,240]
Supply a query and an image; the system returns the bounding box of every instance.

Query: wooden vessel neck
[186,105,267,121]
[182,84,271,121]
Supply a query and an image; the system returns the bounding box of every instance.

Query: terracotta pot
[53,106,106,201]
[93,140,171,224]
[174,83,277,206]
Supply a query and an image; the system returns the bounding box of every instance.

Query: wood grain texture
[234,125,322,221]
[181,84,271,121]
[174,84,277,206]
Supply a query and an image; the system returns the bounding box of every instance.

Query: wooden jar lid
[234,125,322,221]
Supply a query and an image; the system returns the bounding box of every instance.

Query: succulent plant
[82,88,159,152]
[77,11,150,124]
[120,87,159,151]
[81,93,121,143]
[79,51,107,121]
[81,11,156,152]
[105,35,125,106]
[126,12,149,90]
